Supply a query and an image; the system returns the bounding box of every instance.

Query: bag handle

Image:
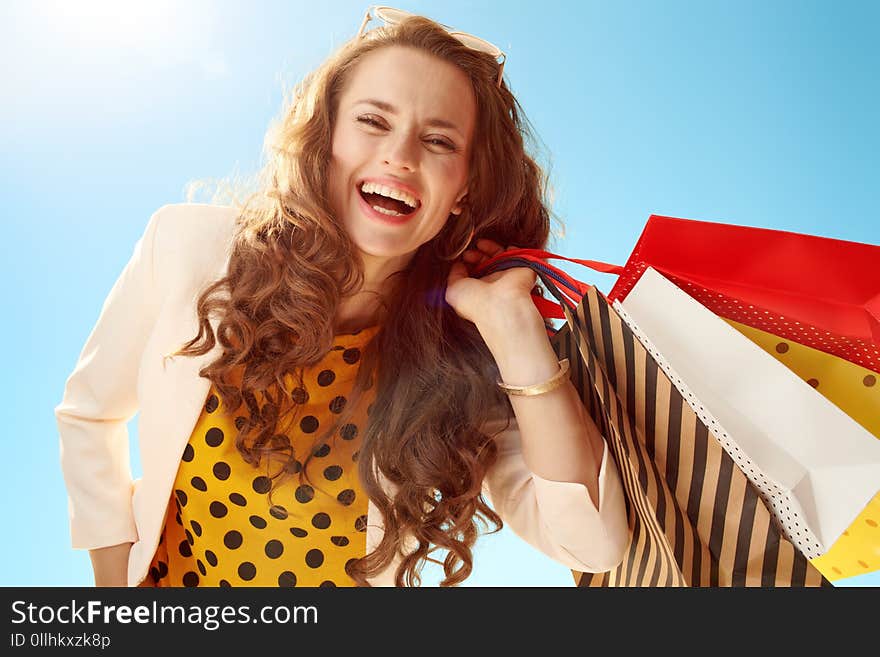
[471,248,623,320]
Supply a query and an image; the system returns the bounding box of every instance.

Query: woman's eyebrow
[354,98,463,136]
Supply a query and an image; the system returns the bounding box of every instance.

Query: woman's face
[328,45,477,262]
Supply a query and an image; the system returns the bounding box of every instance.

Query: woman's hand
[445,238,538,326]
[89,542,133,587]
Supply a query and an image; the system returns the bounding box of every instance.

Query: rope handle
[471,248,623,321]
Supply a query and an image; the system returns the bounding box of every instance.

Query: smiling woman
[328,45,476,295]
[55,6,628,588]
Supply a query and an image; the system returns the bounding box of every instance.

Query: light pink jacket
[55,203,628,587]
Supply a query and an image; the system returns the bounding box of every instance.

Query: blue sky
[2,0,876,587]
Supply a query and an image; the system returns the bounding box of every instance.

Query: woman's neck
[332,248,411,333]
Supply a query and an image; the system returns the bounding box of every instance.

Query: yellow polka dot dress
[146,324,380,587]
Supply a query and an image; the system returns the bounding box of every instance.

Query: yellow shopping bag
[725,318,880,581]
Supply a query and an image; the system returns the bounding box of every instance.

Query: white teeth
[360,181,419,210]
[371,205,405,217]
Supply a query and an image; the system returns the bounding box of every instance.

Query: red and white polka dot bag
[607,214,880,375]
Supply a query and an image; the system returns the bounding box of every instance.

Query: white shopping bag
[615,267,880,558]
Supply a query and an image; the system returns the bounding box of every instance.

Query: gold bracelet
[496,358,570,397]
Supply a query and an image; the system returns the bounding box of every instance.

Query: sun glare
[37,0,182,53]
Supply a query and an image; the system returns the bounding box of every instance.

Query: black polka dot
[342,347,361,365]
[229,492,247,506]
[196,559,207,576]
[312,512,331,529]
[175,511,182,525]
[337,489,356,506]
[238,562,257,581]
[223,530,243,550]
[300,415,319,433]
[329,396,347,414]
[313,443,331,458]
[205,550,218,567]
[213,462,231,481]
[345,558,358,574]
[324,465,343,481]
[340,424,358,440]
[182,571,199,587]
[305,549,324,568]
[157,561,168,578]
[219,579,231,588]
[149,566,160,583]
[278,571,297,587]
[182,444,195,462]
[290,527,308,538]
[249,515,267,529]
[285,459,303,474]
[205,427,224,447]
[265,540,284,559]
[269,505,288,520]
[191,476,207,492]
[295,485,315,504]
[291,387,309,404]
[252,476,271,494]
[205,394,219,413]
[319,580,337,588]
[331,536,350,547]
[184,529,194,546]
[317,369,336,386]
[210,501,228,518]
[190,520,202,537]
[175,489,188,507]
[355,515,368,532]
[179,540,192,558]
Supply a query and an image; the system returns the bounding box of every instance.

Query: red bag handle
[472,248,623,320]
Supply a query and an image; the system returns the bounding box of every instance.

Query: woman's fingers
[475,238,505,256]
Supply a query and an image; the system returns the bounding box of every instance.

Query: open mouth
[357,181,421,218]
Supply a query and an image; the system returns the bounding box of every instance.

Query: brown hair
[174,14,560,586]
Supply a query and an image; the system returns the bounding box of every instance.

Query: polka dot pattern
[611,262,880,374]
[721,317,880,581]
[147,324,379,587]
[810,493,880,581]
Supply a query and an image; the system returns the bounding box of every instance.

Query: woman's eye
[357,115,385,128]
[357,116,455,151]
[427,137,455,151]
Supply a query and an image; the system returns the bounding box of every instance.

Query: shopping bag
[616,267,880,558]
[605,215,880,374]
[475,253,830,586]
[724,318,879,439]
[722,317,880,580]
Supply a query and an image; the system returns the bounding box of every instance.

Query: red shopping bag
[604,215,880,373]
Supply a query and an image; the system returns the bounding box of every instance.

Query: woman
[56,7,627,587]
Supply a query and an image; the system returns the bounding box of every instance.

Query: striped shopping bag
[478,250,831,586]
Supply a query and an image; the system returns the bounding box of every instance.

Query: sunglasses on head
[356,5,507,89]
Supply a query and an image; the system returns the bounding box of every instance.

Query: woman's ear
[451,188,469,216]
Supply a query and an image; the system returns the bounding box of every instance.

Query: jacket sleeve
[480,411,629,573]
[55,207,167,550]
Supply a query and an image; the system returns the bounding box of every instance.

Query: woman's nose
[382,133,419,172]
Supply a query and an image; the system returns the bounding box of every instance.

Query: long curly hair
[173,14,561,586]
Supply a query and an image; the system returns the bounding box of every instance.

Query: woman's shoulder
[151,202,239,245]
[149,202,239,284]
